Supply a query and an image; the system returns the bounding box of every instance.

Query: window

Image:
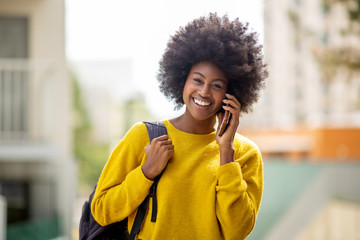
[0,180,30,224]
[0,17,29,140]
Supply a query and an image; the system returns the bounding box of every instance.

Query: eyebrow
[193,72,226,83]
[193,72,206,78]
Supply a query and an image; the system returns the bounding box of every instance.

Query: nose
[199,84,211,97]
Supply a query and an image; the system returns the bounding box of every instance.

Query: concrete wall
[0,0,71,155]
[0,195,6,240]
[0,0,75,237]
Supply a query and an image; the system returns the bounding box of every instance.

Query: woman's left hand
[216,94,241,164]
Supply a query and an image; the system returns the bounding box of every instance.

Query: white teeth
[194,98,210,106]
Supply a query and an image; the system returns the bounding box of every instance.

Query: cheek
[182,84,191,104]
[182,80,194,99]
[215,93,226,107]
[217,92,226,105]
[182,83,188,99]
[218,92,227,102]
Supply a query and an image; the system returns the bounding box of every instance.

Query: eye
[193,78,203,84]
[212,84,224,90]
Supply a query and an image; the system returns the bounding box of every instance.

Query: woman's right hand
[141,135,174,180]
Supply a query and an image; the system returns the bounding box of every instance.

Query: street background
[0,0,359,239]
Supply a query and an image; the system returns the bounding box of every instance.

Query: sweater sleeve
[91,123,154,226]
[215,143,263,240]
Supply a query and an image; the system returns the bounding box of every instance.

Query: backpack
[79,121,167,240]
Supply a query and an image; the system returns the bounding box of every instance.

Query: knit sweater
[91,120,263,240]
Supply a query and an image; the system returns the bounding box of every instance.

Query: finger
[151,135,169,144]
[160,143,174,152]
[144,144,150,152]
[155,135,169,140]
[160,146,174,159]
[222,105,239,127]
[167,149,175,157]
[223,99,241,111]
[225,93,240,103]
[157,140,173,149]
[222,104,238,116]
[224,94,241,108]
[166,144,174,150]
[162,139,173,145]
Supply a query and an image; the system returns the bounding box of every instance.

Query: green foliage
[72,71,91,133]
[321,0,360,31]
[318,0,360,78]
[70,70,110,188]
[315,46,360,80]
[348,0,360,21]
[322,0,331,14]
[123,93,155,132]
[73,140,109,187]
[69,70,155,190]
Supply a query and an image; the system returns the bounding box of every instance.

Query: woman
[91,13,268,240]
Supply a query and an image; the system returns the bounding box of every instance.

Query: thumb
[144,144,150,153]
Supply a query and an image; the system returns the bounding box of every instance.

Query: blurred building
[70,59,155,147]
[70,60,155,238]
[243,0,360,239]
[238,0,360,161]
[0,0,75,239]
[242,0,360,131]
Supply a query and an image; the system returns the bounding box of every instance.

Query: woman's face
[182,61,228,121]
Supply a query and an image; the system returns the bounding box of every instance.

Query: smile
[193,98,211,107]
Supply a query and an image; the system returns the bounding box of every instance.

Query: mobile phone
[218,105,231,137]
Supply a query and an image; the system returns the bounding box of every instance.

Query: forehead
[190,61,227,80]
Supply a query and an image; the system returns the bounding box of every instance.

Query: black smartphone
[218,105,231,136]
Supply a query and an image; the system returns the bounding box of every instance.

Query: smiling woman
[66,0,264,119]
[90,12,268,240]
[157,14,267,114]
[180,61,228,133]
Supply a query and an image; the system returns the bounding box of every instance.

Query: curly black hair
[157,13,268,113]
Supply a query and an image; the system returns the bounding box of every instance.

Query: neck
[170,111,217,134]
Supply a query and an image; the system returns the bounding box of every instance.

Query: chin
[192,112,217,122]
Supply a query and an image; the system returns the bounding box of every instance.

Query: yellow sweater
[91,120,263,240]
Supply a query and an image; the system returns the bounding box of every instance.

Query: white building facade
[0,0,75,238]
[241,0,360,131]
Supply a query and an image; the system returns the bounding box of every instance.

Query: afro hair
[157,13,268,113]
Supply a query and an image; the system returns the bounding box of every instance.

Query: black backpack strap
[143,121,167,141]
[149,175,161,222]
[128,198,148,240]
[128,121,167,240]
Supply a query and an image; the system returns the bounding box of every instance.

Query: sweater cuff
[126,165,154,196]
[216,162,242,185]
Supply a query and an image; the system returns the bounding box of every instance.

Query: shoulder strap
[128,121,167,240]
[143,121,167,141]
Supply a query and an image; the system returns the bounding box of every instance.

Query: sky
[65,0,264,119]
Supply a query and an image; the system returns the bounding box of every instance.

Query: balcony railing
[0,59,55,142]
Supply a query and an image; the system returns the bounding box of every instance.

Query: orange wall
[311,128,360,160]
[242,127,360,161]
